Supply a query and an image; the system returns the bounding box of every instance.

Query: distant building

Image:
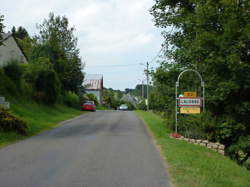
[83,74,103,104]
[0,32,28,66]
[121,93,139,107]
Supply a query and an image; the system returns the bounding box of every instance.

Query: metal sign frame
[175,69,205,133]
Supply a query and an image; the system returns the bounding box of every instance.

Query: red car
[82,101,96,112]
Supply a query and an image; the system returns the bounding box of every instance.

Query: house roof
[121,93,138,106]
[83,74,103,90]
[0,32,28,62]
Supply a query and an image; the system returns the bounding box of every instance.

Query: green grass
[136,110,250,187]
[0,98,84,147]
[96,105,111,110]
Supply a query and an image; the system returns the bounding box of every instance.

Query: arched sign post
[175,69,205,133]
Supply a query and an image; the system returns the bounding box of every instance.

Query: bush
[63,91,80,108]
[85,93,99,105]
[170,112,217,140]
[3,61,24,92]
[34,70,60,104]
[137,100,147,110]
[0,69,17,95]
[0,107,27,135]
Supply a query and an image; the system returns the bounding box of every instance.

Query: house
[121,93,139,107]
[83,74,103,104]
[0,32,28,66]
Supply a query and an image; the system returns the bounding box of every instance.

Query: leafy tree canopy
[0,15,4,45]
[150,0,250,166]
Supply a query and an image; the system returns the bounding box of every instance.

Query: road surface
[0,111,170,187]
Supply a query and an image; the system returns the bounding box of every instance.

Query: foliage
[150,0,250,166]
[3,61,25,92]
[12,26,29,40]
[0,107,27,135]
[0,69,18,95]
[85,93,99,105]
[124,101,135,110]
[37,12,84,93]
[0,97,83,147]
[0,15,4,45]
[137,99,147,110]
[23,57,60,105]
[102,88,124,109]
[63,91,80,109]
[34,69,60,104]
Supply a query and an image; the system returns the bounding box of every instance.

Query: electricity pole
[142,80,144,98]
[146,62,149,111]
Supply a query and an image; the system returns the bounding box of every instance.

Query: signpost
[179,97,201,107]
[184,92,197,97]
[175,69,205,133]
[180,107,200,114]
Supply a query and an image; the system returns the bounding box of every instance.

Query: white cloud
[1,0,164,90]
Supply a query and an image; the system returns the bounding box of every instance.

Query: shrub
[0,107,27,135]
[85,93,99,105]
[171,112,217,140]
[3,61,24,92]
[137,100,147,110]
[0,69,17,95]
[34,70,60,104]
[63,91,80,108]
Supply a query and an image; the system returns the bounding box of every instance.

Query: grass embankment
[96,105,110,110]
[0,98,84,147]
[136,111,250,187]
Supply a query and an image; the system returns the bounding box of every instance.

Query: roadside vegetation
[136,111,250,187]
[0,13,86,145]
[145,0,250,168]
[0,97,83,147]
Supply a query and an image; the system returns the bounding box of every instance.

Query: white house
[0,32,28,66]
[83,74,103,104]
[121,93,139,107]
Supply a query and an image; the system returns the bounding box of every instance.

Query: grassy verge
[0,98,84,147]
[96,105,111,110]
[136,110,250,187]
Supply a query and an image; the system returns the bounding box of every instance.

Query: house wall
[86,90,102,104]
[0,36,27,66]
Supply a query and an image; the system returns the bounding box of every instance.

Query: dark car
[82,101,96,112]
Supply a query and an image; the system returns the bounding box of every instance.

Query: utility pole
[146,62,149,111]
[142,80,144,99]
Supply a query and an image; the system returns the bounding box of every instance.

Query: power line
[148,48,163,64]
[87,63,141,68]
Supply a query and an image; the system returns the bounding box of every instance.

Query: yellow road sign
[184,92,197,97]
[180,107,200,114]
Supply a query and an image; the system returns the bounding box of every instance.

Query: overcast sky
[1,0,164,90]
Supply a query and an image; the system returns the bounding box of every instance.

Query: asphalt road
[0,111,170,187]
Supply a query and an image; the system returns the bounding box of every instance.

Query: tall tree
[151,0,250,165]
[37,12,84,93]
[12,26,29,39]
[0,15,4,45]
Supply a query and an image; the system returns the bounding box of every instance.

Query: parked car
[82,101,96,112]
[118,104,128,110]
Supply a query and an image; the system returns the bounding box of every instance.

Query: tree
[0,15,4,45]
[85,93,99,105]
[24,57,60,105]
[12,26,29,40]
[37,12,84,93]
[151,0,250,165]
